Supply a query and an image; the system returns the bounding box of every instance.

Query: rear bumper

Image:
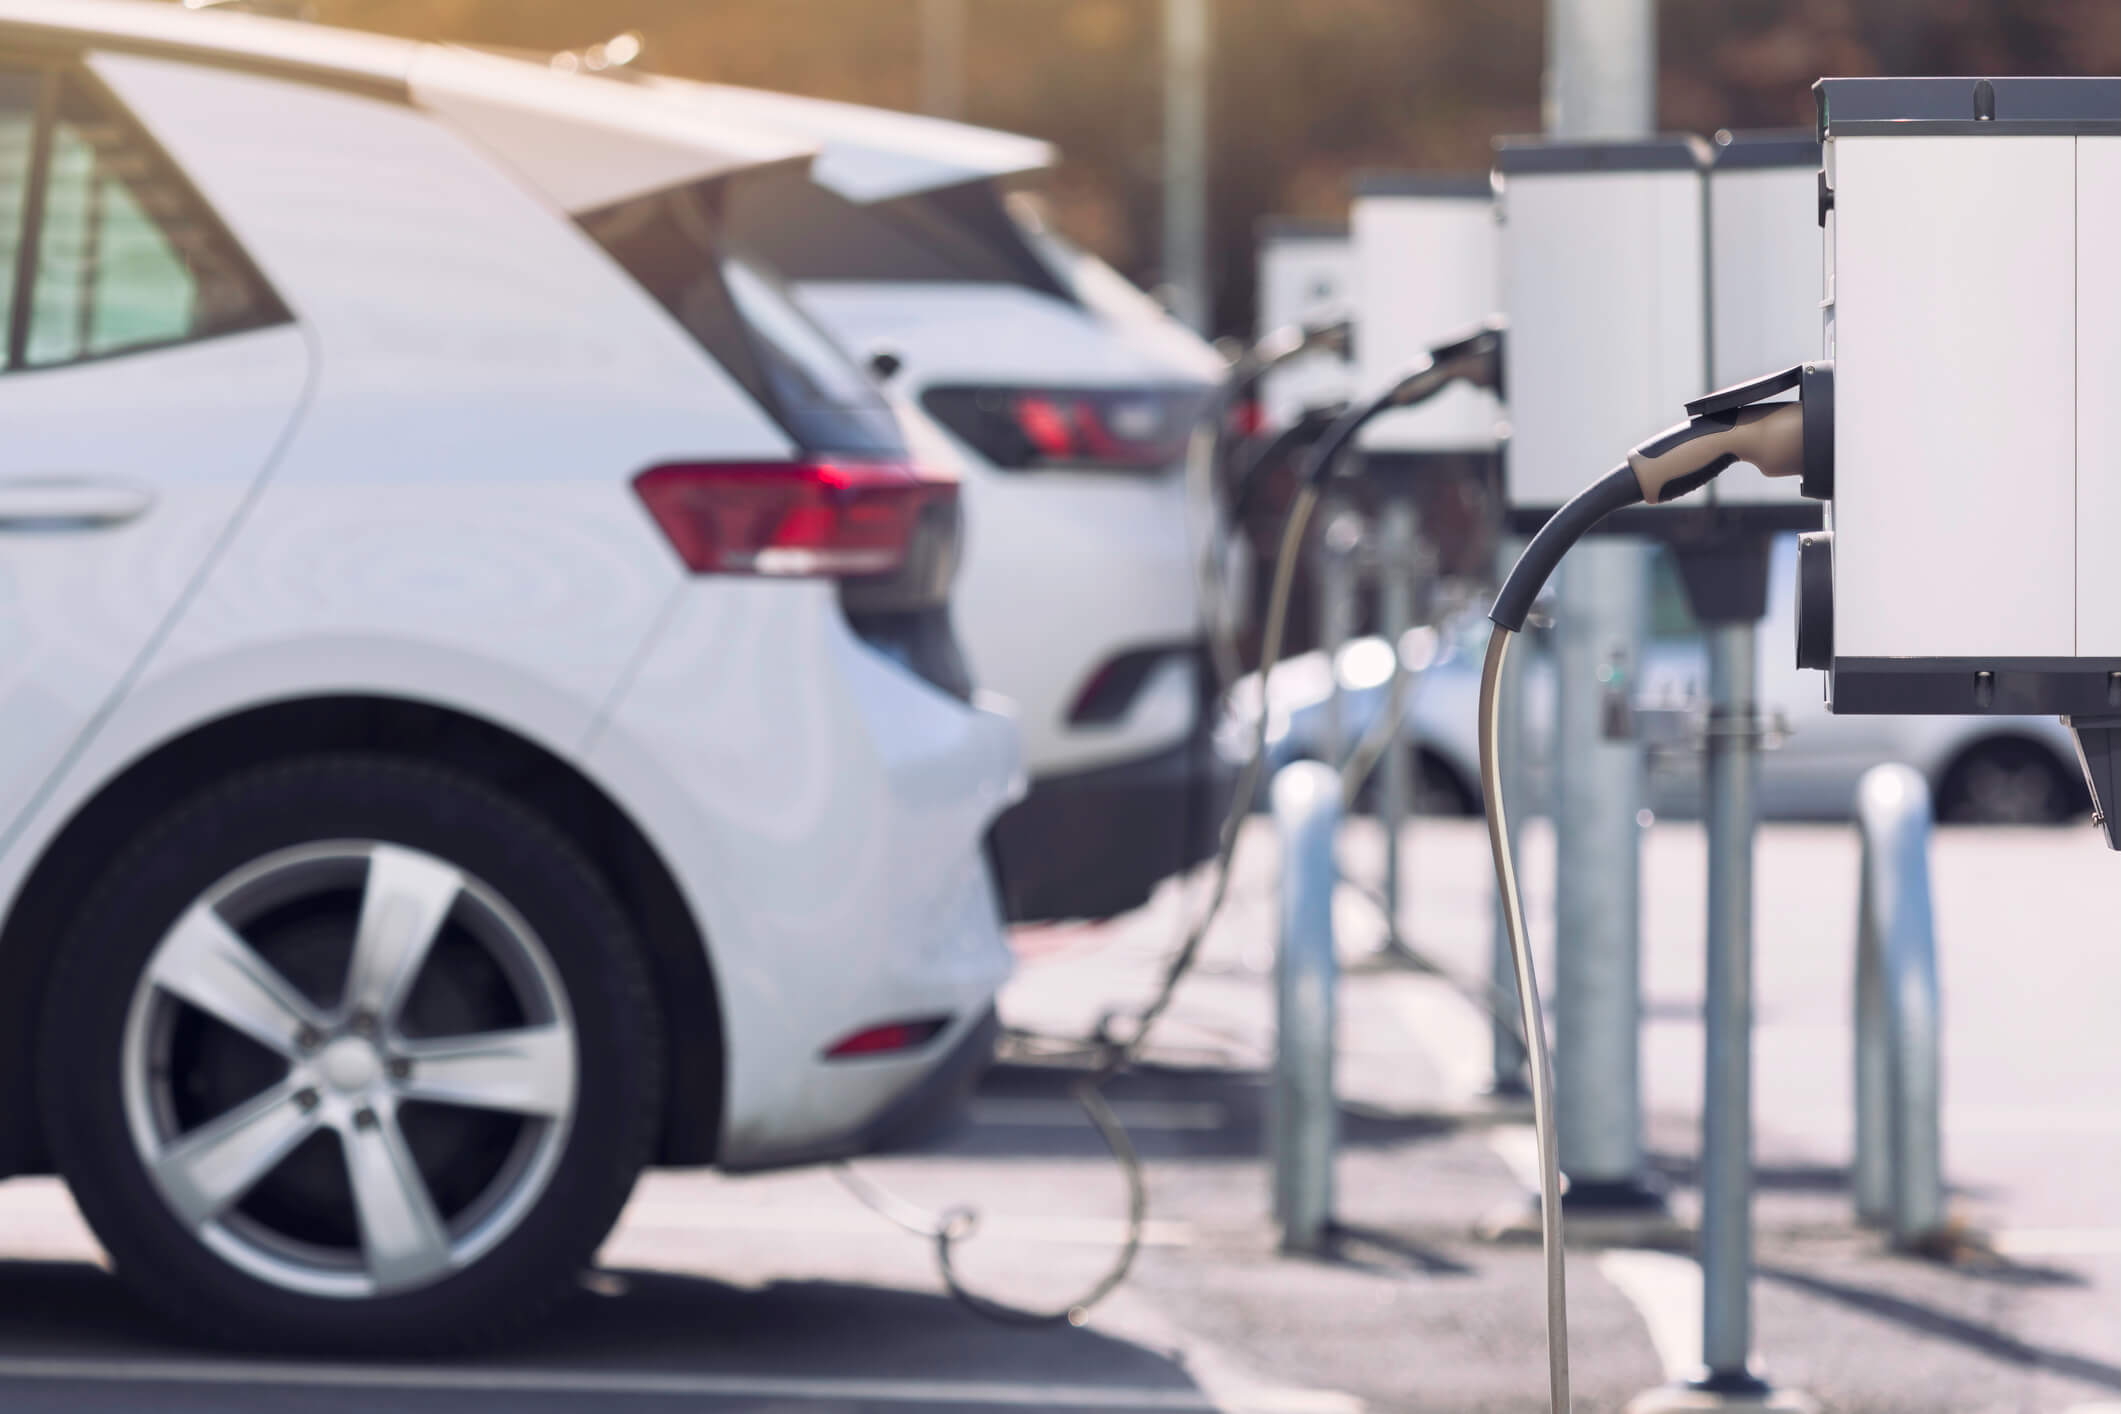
[990,725,1233,922]
[718,1007,1001,1171]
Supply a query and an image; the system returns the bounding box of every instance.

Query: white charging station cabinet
[1704,131,1822,522]
[1811,78,2121,712]
[1496,137,1708,528]
[1348,173,1500,454]
[1255,218,1355,428]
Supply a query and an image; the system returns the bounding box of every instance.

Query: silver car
[1239,536,2087,824]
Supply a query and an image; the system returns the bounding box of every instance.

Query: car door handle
[0,478,155,529]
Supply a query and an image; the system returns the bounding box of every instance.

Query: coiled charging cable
[1481,398,1805,1412]
[836,323,1509,1327]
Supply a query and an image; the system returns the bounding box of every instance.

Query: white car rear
[650,81,1231,921]
[0,0,1018,1352]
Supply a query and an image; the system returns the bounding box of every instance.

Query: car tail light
[633,460,956,577]
[823,1016,950,1059]
[920,385,1211,472]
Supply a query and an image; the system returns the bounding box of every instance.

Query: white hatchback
[0,0,1019,1352]
[646,81,1232,922]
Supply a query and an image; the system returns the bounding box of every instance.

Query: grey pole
[1162,0,1211,334]
[918,0,967,120]
[1376,497,1418,926]
[1318,507,1361,768]
[1271,760,1341,1253]
[1544,0,1663,1212]
[1699,621,1761,1386]
[1550,541,1655,1197]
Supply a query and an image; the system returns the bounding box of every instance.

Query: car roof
[0,0,817,212]
[637,75,1056,204]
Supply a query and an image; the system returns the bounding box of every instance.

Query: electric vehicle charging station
[1804,77,2121,840]
[1348,171,1521,1079]
[1496,130,1826,1411]
[1256,219,1357,430]
[1495,134,1705,1234]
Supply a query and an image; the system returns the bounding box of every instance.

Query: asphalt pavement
[0,815,2117,1411]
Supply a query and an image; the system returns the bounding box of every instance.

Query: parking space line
[0,1356,1220,1409]
[614,1203,1196,1247]
[970,1098,1230,1131]
[1599,1249,1703,1381]
[1993,1228,2121,1258]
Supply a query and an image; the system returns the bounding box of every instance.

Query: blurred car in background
[1237,536,2087,824]
[0,0,1018,1352]
[633,79,1231,922]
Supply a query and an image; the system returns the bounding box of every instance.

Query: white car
[639,80,1231,921]
[1246,537,2087,824]
[0,0,1019,1352]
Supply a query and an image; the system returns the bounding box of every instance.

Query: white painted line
[1381,973,1493,1106]
[613,1203,1196,1248]
[1946,1107,2121,1136]
[1599,1249,1702,1381]
[1992,1227,2121,1258]
[1487,1125,1546,1197]
[0,1356,1219,1409]
[971,1098,1230,1131]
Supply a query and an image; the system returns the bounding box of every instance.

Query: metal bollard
[1852,764,1946,1249]
[1271,760,1340,1253]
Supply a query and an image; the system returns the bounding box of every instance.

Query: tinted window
[582,179,904,456]
[0,70,34,349]
[722,165,1071,300]
[7,71,283,371]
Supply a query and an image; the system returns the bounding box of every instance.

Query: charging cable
[1192,318,1354,690]
[838,325,1508,1328]
[1482,394,1805,1413]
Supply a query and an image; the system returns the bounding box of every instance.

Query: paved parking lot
[0,816,2117,1411]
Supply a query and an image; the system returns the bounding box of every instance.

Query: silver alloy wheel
[120,841,578,1300]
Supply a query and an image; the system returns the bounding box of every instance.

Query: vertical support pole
[1544,0,1662,1211]
[1551,541,1656,1202]
[1376,497,1418,929]
[1699,621,1763,1391]
[1317,506,1360,768]
[1162,0,1211,334]
[918,0,968,120]
[1271,760,1340,1253]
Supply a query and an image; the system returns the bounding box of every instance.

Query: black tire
[1935,738,2086,825]
[38,754,662,1353]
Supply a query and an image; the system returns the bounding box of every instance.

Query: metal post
[1376,497,1417,926]
[1162,0,1211,334]
[1551,540,1658,1203]
[1271,760,1340,1253]
[1853,764,1946,1249]
[1489,539,1530,1095]
[918,0,967,120]
[1543,0,1663,1212]
[1317,506,1360,768]
[1699,622,1762,1389]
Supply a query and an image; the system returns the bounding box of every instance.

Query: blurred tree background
[311,0,2121,337]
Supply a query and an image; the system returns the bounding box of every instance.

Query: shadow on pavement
[0,1259,1214,1412]
[921,1058,1468,1164]
[1761,1264,2121,1394]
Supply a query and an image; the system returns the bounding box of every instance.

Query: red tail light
[823,1017,950,1059]
[921,385,1213,471]
[633,460,955,577]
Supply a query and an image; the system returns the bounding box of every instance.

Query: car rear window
[721,164,1072,301]
[580,177,905,457]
